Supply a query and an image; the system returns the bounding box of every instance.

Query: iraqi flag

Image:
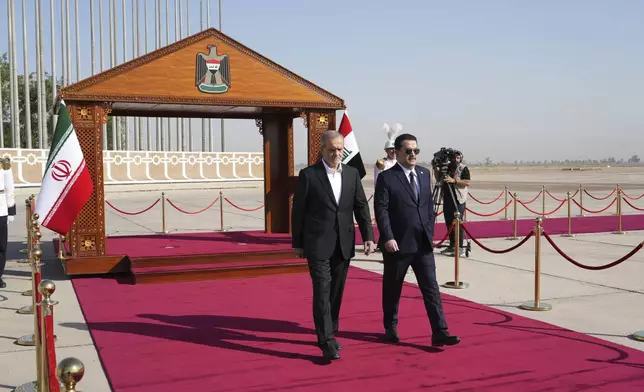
[338,110,367,179]
[35,100,94,235]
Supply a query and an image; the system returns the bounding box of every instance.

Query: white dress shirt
[322,159,342,204]
[398,162,422,197]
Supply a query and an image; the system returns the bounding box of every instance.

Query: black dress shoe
[317,340,342,351]
[321,343,340,360]
[0,279,5,289]
[384,328,400,343]
[431,330,460,347]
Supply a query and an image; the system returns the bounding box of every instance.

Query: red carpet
[100,214,644,256]
[71,268,644,391]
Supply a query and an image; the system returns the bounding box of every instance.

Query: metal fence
[1,0,225,152]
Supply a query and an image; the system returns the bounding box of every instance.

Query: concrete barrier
[0,148,265,187]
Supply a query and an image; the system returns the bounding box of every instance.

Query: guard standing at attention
[0,157,16,289]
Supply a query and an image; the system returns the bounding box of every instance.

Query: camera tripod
[432,170,472,257]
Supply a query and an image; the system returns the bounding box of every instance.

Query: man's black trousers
[307,240,350,344]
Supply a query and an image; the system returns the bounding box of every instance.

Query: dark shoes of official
[0,278,5,289]
[384,328,460,347]
[317,340,341,360]
[384,328,400,343]
[431,330,461,347]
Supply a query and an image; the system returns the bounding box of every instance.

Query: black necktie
[410,172,419,201]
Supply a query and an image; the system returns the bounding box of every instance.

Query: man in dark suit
[374,133,460,347]
[292,130,376,361]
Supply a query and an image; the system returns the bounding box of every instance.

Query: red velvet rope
[542,231,642,270]
[46,309,60,392]
[224,198,264,212]
[545,190,565,202]
[622,190,644,201]
[106,199,160,215]
[572,198,616,214]
[461,224,534,254]
[166,198,219,215]
[34,271,42,347]
[510,190,542,204]
[519,199,566,216]
[468,190,505,205]
[434,223,454,247]
[466,200,512,217]
[622,197,644,212]
[583,188,616,201]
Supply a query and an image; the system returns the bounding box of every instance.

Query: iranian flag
[338,110,367,179]
[35,100,94,235]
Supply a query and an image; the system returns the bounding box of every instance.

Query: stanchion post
[12,223,43,392]
[56,357,85,392]
[17,197,33,264]
[18,216,41,314]
[443,212,469,289]
[541,185,546,215]
[161,192,167,234]
[613,186,625,235]
[503,185,508,220]
[578,185,584,216]
[38,280,58,392]
[519,217,552,311]
[562,191,574,237]
[219,191,225,232]
[18,196,34,257]
[507,192,518,240]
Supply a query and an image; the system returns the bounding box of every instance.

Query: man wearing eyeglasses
[292,130,376,361]
[374,134,460,348]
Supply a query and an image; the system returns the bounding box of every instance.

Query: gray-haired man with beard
[292,130,376,361]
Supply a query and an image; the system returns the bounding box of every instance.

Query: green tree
[1,52,60,147]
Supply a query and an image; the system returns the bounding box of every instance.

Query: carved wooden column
[305,111,336,165]
[67,102,110,258]
[260,115,294,234]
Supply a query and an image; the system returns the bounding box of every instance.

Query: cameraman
[436,151,471,257]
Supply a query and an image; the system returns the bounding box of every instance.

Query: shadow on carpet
[68,268,644,391]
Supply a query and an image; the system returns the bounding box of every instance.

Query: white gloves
[7,216,14,223]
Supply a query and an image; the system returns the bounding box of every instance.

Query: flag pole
[22,0,32,149]
[51,0,58,145]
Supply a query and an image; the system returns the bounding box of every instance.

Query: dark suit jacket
[374,163,435,254]
[292,161,374,261]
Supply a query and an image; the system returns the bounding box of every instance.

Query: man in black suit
[292,130,376,361]
[374,133,460,347]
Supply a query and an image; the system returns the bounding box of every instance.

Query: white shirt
[398,162,423,196]
[322,159,342,204]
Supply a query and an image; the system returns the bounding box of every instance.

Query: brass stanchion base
[612,231,627,235]
[561,234,575,238]
[17,305,33,314]
[629,330,644,342]
[13,334,57,346]
[442,281,469,289]
[14,334,35,346]
[506,237,518,241]
[22,290,32,296]
[17,258,31,263]
[518,301,552,311]
[11,381,38,392]
[18,249,28,254]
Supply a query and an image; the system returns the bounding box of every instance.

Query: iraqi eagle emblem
[195,44,231,94]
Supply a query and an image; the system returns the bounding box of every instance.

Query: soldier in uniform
[0,157,16,289]
[373,123,402,188]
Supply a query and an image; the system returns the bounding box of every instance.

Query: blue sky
[2,0,643,163]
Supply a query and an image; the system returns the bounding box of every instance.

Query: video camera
[431,147,459,177]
